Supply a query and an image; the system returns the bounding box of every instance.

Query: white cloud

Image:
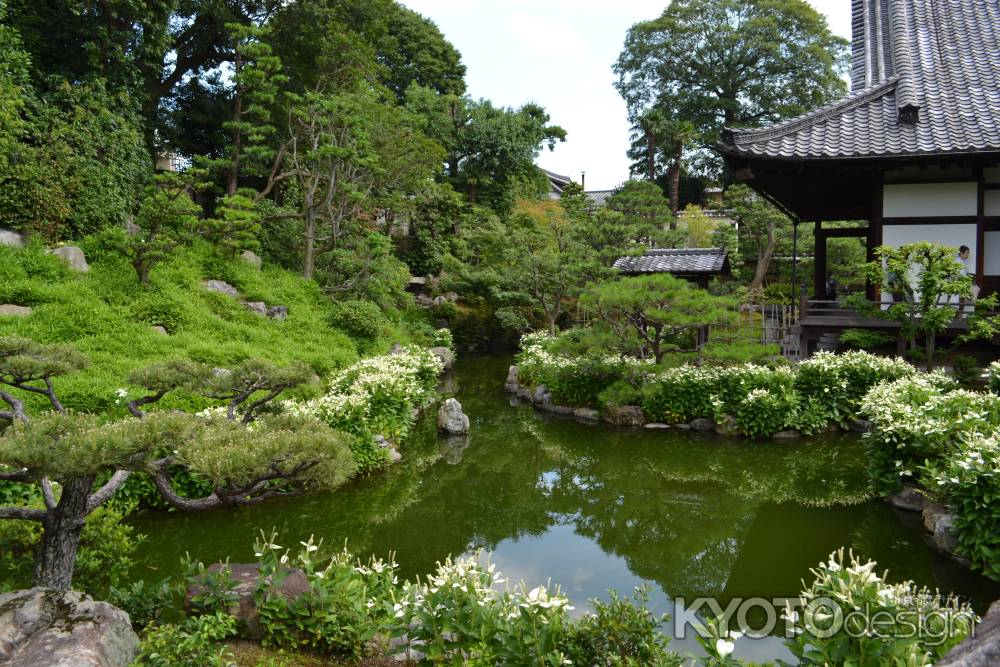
[505,13,587,61]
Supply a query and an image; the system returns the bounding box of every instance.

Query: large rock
[240,250,262,270]
[47,246,89,272]
[573,407,600,421]
[0,305,31,317]
[531,385,552,407]
[689,418,716,432]
[936,599,1000,667]
[0,228,25,247]
[0,587,139,666]
[437,398,470,435]
[430,346,455,370]
[922,502,959,554]
[202,280,241,298]
[243,301,268,316]
[602,405,647,427]
[185,563,310,639]
[266,305,288,320]
[505,365,519,392]
[714,415,741,437]
[887,483,926,512]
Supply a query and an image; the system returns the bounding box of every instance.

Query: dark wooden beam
[978,166,986,288]
[814,221,826,298]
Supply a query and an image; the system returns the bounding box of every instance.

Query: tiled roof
[586,190,614,207]
[718,0,1000,160]
[613,248,729,275]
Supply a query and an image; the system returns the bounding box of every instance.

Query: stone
[437,398,470,435]
[150,325,169,336]
[0,305,32,317]
[515,386,533,402]
[389,343,405,355]
[772,429,802,441]
[243,301,268,316]
[240,250,262,270]
[431,296,448,307]
[602,405,647,427]
[573,407,600,421]
[644,423,671,429]
[186,563,310,639]
[541,404,575,416]
[202,280,240,298]
[444,292,459,302]
[922,502,959,554]
[714,415,741,437]
[506,365,519,386]
[123,215,140,237]
[849,418,873,433]
[439,435,470,464]
[47,246,89,272]
[675,423,692,430]
[267,305,288,320]
[689,418,716,432]
[0,587,139,666]
[936,599,1000,667]
[887,483,926,512]
[430,346,455,370]
[531,385,552,407]
[0,228,25,247]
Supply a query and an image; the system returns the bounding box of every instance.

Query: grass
[0,239,417,416]
[226,640,411,666]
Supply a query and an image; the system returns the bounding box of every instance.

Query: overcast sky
[399,0,853,191]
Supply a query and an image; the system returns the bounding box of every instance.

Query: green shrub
[597,379,643,409]
[108,578,178,632]
[838,328,893,350]
[731,387,796,437]
[133,612,238,667]
[565,587,681,667]
[328,299,388,340]
[949,353,981,389]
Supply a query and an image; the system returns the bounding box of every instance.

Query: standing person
[957,246,980,314]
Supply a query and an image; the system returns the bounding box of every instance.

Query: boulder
[439,435,470,464]
[936,599,1000,667]
[772,429,802,441]
[0,587,139,666]
[437,398,470,435]
[531,385,552,407]
[515,386,533,402]
[0,305,32,317]
[922,502,959,554]
[573,407,600,421]
[444,292,459,303]
[430,346,455,370]
[714,415,741,437]
[149,325,169,336]
[887,483,926,512]
[431,296,448,307]
[389,343,405,355]
[243,301,268,316]
[689,418,716,432]
[505,365,519,389]
[849,418,873,433]
[602,405,647,427]
[540,404,575,416]
[186,563,310,639]
[0,228,25,247]
[202,280,240,298]
[644,423,670,429]
[47,246,89,272]
[240,250,262,270]
[374,435,402,463]
[266,305,288,320]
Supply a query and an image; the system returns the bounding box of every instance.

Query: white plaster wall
[882,182,978,217]
[985,232,1000,276]
[986,190,1000,216]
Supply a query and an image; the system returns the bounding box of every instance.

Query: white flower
[115,388,128,398]
[715,638,735,657]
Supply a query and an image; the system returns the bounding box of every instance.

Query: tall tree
[615,0,848,172]
[725,184,791,289]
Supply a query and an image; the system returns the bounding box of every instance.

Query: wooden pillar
[814,221,826,298]
[866,172,884,301]
[977,166,986,286]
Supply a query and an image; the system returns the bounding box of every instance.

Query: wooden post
[867,172,884,302]
[814,221,826,298]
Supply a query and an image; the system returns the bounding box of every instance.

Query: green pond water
[131,355,1000,662]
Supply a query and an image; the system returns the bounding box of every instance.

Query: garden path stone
[0,305,31,317]
[202,280,241,298]
[0,587,139,666]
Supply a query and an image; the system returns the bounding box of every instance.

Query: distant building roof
[613,248,730,277]
[586,190,614,207]
[717,0,1000,161]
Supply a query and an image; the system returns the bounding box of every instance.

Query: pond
[131,355,1000,662]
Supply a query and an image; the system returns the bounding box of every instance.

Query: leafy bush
[133,612,238,667]
[565,587,681,667]
[786,549,975,665]
[949,353,981,389]
[328,299,389,341]
[988,360,1000,395]
[731,387,796,437]
[108,578,178,632]
[838,328,893,351]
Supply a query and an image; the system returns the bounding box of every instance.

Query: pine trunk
[34,476,94,590]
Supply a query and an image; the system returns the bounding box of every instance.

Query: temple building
[716,0,1000,301]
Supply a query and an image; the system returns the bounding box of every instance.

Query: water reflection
[131,355,1000,660]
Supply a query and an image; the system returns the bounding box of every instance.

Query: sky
[399,0,853,191]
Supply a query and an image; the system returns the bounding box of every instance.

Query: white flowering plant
[924,434,1000,579]
[732,386,797,437]
[785,549,975,666]
[284,346,443,471]
[795,351,915,428]
[252,528,400,659]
